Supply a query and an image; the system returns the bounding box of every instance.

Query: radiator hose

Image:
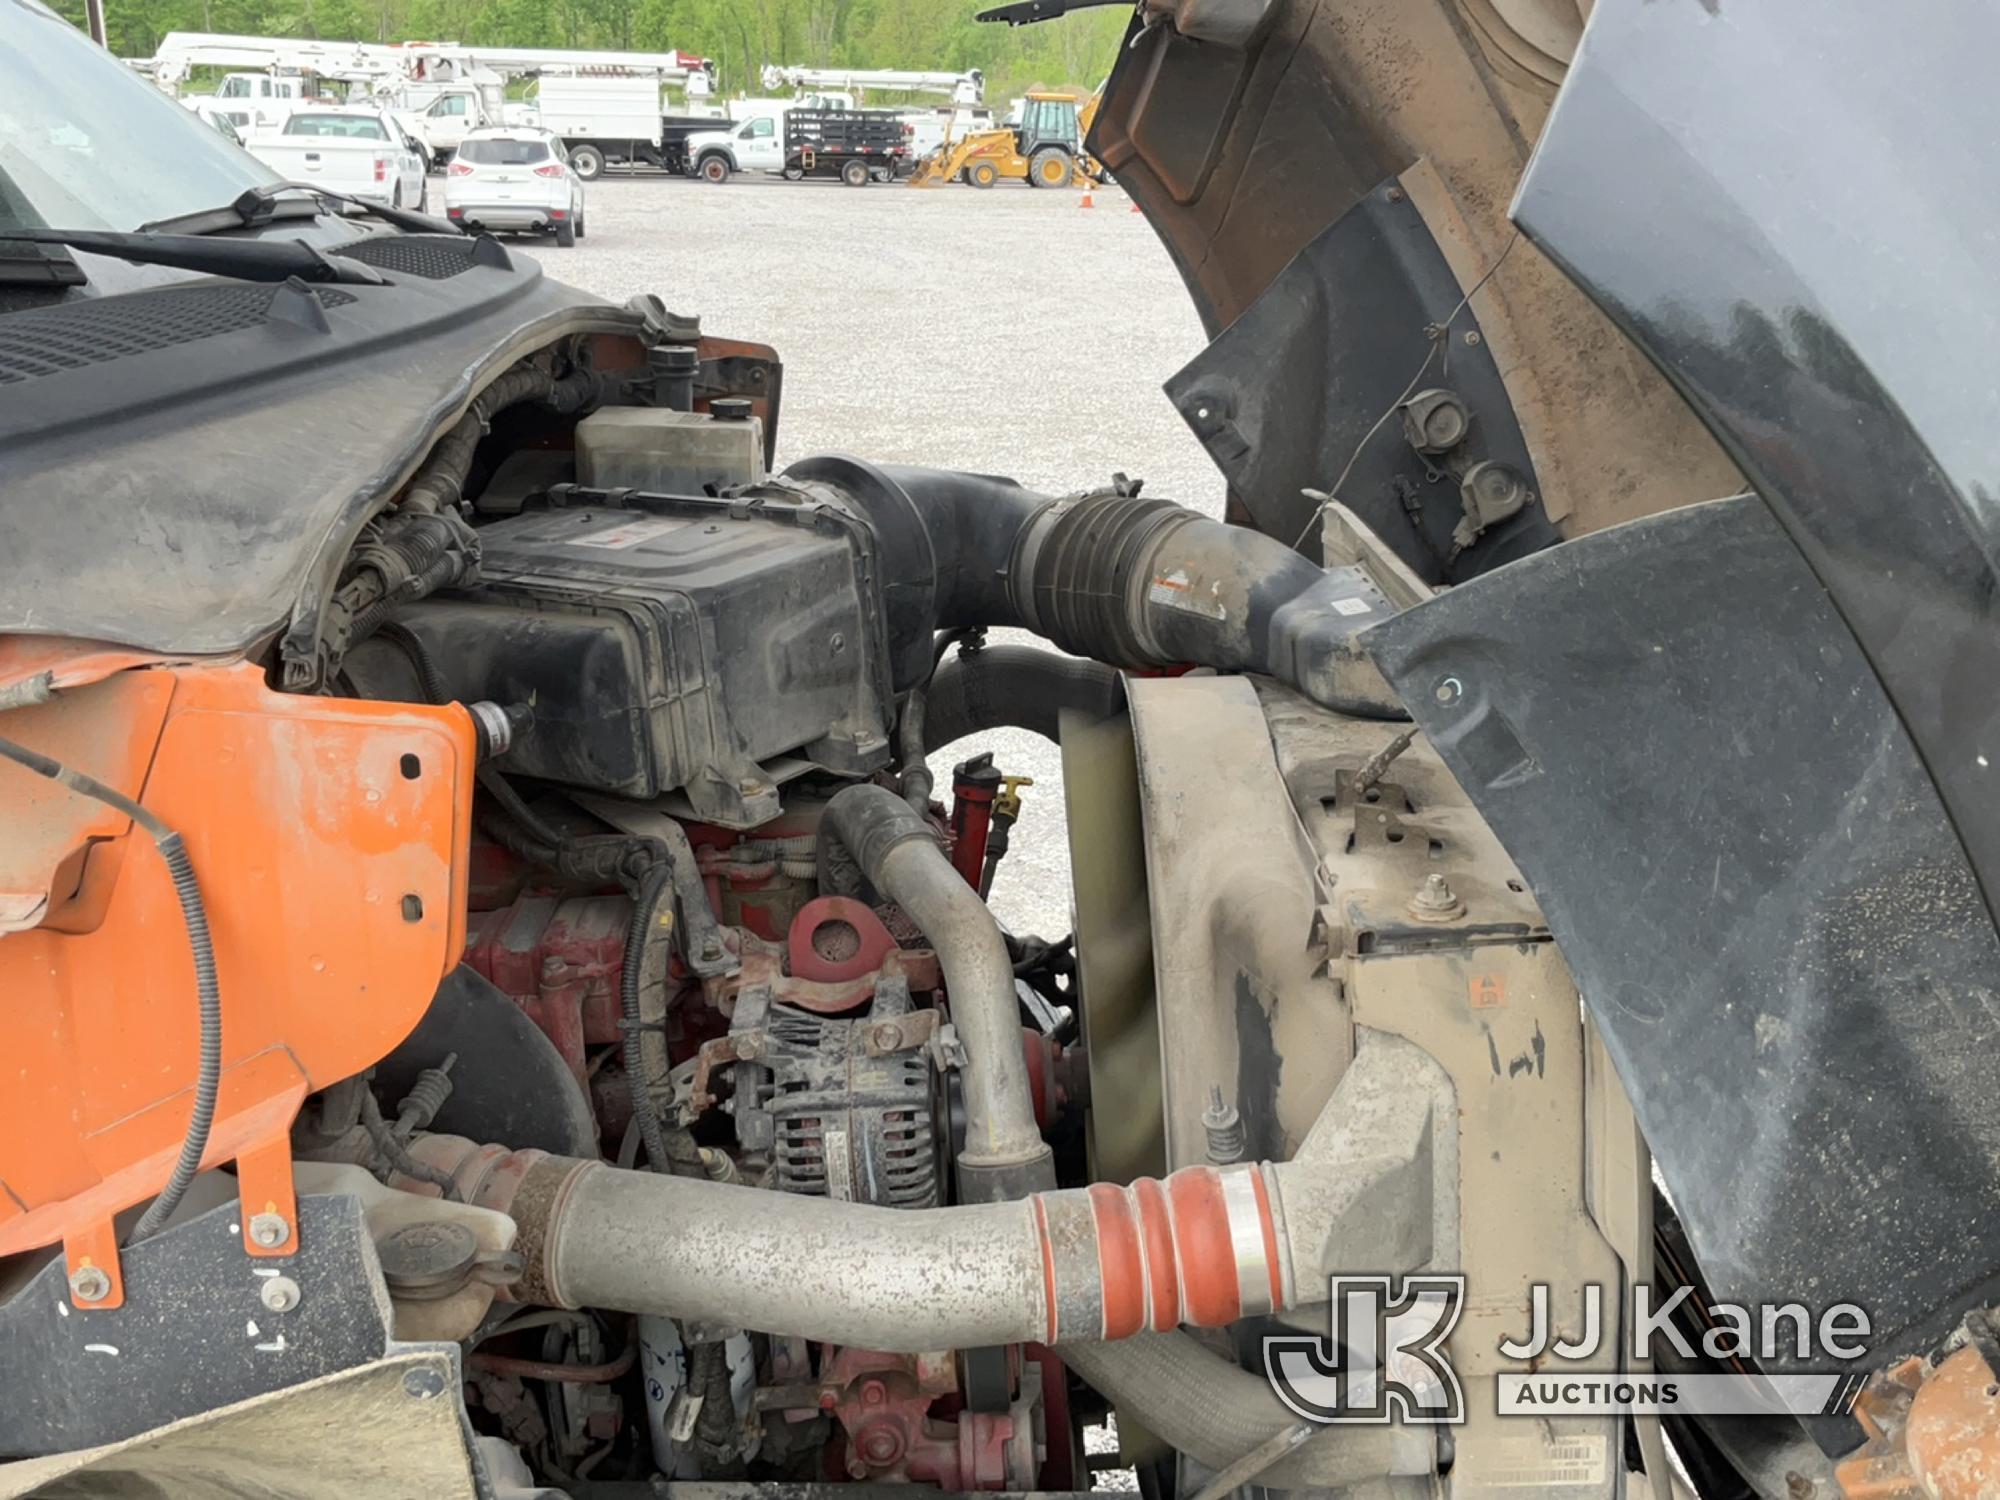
[818,782,1052,1201]
[923,643,1124,751]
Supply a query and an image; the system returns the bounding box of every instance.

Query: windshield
[458,137,550,166]
[0,1,279,231]
[285,113,390,141]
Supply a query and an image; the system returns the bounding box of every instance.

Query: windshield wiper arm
[9,227,388,286]
[276,182,463,236]
[141,184,462,238]
[137,193,323,237]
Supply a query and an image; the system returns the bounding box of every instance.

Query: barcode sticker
[1474,1433,1609,1489]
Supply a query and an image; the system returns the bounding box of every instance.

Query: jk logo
[1263,1275,1466,1424]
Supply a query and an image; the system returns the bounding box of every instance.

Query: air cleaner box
[401,488,890,826]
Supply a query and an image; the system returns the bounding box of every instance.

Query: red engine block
[811,1347,1042,1491]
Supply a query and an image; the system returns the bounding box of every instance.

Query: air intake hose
[781,457,1403,717]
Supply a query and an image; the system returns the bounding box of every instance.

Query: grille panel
[0,284,356,385]
[336,236,482,280]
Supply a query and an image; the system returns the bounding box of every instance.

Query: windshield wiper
[141,184,462,238]
[0,237,87,288]
[8,227,388,286]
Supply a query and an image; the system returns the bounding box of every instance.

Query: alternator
[738,984,942,1208]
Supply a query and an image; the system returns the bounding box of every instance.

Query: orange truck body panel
[0,660,474,1305]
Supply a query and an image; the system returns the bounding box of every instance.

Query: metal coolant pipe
[819,782,1052,1201]
[417,1135,1299,1353]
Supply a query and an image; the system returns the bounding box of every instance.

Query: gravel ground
[458,171,1223,942]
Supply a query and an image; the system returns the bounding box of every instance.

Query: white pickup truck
[247,106,429,210]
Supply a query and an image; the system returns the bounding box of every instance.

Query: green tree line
[52,0,1127,114]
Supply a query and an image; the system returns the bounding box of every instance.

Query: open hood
[1084,0,1742,574]
[1086,0,2000,1449]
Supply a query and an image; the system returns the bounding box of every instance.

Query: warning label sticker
[1146,568,1227,620]
[566,517,684,550]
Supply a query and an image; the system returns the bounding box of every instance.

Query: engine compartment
[0,324,1647,1500]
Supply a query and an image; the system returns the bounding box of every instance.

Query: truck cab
[689,112,785,182]
[393,76,508,168]
[199,71,309,133]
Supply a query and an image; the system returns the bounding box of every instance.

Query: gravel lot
[468,171,1224,941]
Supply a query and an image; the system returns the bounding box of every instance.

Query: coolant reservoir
[575,402,766,494]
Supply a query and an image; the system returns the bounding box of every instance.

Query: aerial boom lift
[759,64,985,106]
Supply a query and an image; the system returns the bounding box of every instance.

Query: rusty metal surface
[1092,0,1740,542]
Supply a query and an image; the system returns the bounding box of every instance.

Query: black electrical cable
[0,733,220,1245]
[358,1087,462,1200]
[372,619,452,707]
[620,862,677,1176]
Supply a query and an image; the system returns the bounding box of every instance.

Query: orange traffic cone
[1079,187,1095,209]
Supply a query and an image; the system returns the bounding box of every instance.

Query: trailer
[784,106,912,185]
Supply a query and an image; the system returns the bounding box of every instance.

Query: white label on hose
[567,517,684,549]
[1147,569,1227,620]
[1469,1433,1609,1489]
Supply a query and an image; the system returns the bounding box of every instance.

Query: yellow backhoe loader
[908,89,1101,188]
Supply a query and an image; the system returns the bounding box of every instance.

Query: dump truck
[7,1,2000,1498]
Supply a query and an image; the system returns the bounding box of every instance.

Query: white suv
[443,127,586,246]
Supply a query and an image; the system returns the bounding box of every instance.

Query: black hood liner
[1163,182,1559,577]
[1511,0,2000,938]
[1366,496,2000,1450]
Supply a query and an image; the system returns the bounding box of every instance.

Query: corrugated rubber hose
[0,732,221,1245]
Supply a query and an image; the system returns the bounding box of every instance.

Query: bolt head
[68,1266,111,1305]
[248,1212,291,1249]
[858,1425,903,1464]
[260,1275,302,1313]
[861,1378,888,1406]
[871,1022,903,1050]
